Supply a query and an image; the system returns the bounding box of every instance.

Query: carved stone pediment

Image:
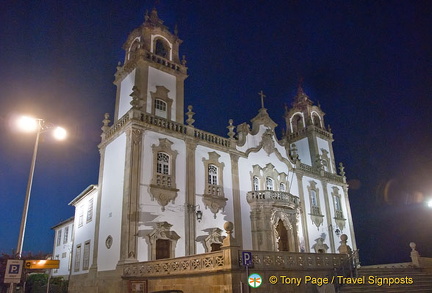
[250,108,277,134]
[149,185,179,211]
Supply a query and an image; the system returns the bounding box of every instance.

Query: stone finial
[186,105,195,126]
[182,55,187,66]
[337,234,352,255]
[130,86,141,109]
[227,119,235,139]
[222,221,235,247]
[101,113,110,133]
[410,242,420,267]
[327,124,332,133]
[339,162,346,177]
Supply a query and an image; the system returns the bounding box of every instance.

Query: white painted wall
[295,138,311,165]
[117,69,136,120]
[147,67,177,120]
[317,137,332,173]
[97,134,126,271]
[52,220,74,278]
[237,141,295,250]
[71,188,98,275]
[137,131,187,261]
[301,176,329,252]
[194,145,233,254]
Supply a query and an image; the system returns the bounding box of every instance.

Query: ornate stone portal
[247,190,301,252]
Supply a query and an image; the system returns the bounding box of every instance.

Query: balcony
[246,190,299,208]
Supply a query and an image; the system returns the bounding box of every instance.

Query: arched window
[292,114,304,132]
[266,177,274,190]
[155,39,168,58]
[280,182,286,192]
[253,176,259,191]
[208,165,218,185]
[312,113,321,127]
[157,152,169,175]
[154,99,167,119]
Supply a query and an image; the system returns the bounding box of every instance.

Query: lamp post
[15,117,67,257]
[8,117,66,293]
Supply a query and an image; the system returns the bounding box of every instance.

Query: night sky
[1,1,431,265]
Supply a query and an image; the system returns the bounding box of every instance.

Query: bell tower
[284,84,336,173]
[113,9,188,123]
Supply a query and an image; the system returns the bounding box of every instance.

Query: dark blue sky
[1,1,431,265]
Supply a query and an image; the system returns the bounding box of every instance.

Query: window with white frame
[78,206,84,227]
[154,99,167,118]
[86,198,93,223]
[56,230,62,246]
[266,177,274,190]
[253,176,259,191]
[63,226,69,244]
[280,182,286,192]
[157,152,170,175]
[208,165,218,185]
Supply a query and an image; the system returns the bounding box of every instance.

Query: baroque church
[52,9,356,293]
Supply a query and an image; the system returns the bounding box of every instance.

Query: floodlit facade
[53,9,357,292]
[51,217,74,278]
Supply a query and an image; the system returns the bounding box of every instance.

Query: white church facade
[52,9,357,292]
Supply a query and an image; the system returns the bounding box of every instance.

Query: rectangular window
[86,198,93,223]
[63,226,69,244]
[62,252,67,258]
[56,230,62,246]
[74,244,81,272]
[208,165,218,185]
[83,241,91,270]
[78,206,84,227]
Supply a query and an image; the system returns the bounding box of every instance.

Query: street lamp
[15,116,67,258]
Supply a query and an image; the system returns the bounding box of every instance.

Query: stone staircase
[338,266,432,292]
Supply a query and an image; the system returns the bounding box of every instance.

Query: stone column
[230,154,243,248]
[322,180,336,252]
[185,139,197,255]
[119,125,143,264]
[296,173,310,252]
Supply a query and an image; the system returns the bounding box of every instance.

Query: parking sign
[241,251,252,267]
[4,260,23,284]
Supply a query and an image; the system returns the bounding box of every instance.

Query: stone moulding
[202,193,228,219]
[149,185,179,211]
[246,190,299,209]
[122,249,347,278]
[123,250,226,277]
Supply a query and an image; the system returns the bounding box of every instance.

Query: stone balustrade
[123,250,226,278]
[102,111,231,149]
[244,250,347,270]
[246,190,300,207]
[194,129,231,147]
[122,249,347,278]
